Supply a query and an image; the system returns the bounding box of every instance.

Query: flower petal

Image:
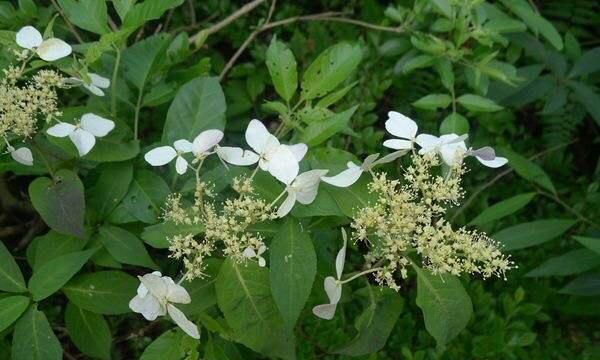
[245,119,273,154]
[312,303,337,320]
[266,145,299,185]
[471,146,496,161]
[80,113,114,137]
[69,129,96,156]
[36,38,72,61]
[477,156,508,168]
[336,230,348,279]
[129,294,165,321]
[173,139,193,153]
[385,111,418,139]
[216,146,259,166]
[139,273,168,299]
[371,150,408,166]
[383,139,413,150]
[277,192,297,218]
[294,169,327,204]
[83,84,105,96]
[243,247,257,258]
[286,143,308,162]
[47,123,76,137]
[16,26,42,49]
[166,282,191,304]
[324,276,342,304]
[10,147,33,166]
[322,166,362,188]
[145,146,177,166]
[175,156,188,175]
[89,73,110,88]
[167,304,200,339]
[258,257,266,267]
[192,129,223,155]
[415,134,440,153]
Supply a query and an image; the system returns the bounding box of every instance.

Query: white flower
[46,113,114,156]
[245,119,307,185]
[313,229,348,320]
[383,111,418,150]
[16,26,72,62]
[144,140,193,175]
[129,272,200,339]
[277,169,328,217]
[7,145,33,166]
[416,133,468,166]
[243,245,267,267]
[322,151,406,188]
[467,146,508,168]
[68,73,111,96]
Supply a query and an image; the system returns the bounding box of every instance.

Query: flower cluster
[2,26,114,166]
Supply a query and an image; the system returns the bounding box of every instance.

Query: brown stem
[49,0,84,44]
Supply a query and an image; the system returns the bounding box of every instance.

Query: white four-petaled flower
[313,229,348,320]
[277,169,328,217]
[243,245,267,267]
[16,26,72,62]
[46,113,115,156]
[129,272,200,339]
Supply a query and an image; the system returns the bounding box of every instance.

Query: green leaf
[266,37,297,102]
[0,241,26,293]
[327,176,377,218]
[65,303,112,360]
[0,296,29,332]
[414,266,473,348]
[401,54,435,74]
[27,231,87,270]
[301,42,362,100]
[162,76,227,143]
[439,113,469,135]
[300,105,357,146]
[57,0,109,34]
[63,271,138,314]
[87,161,134,219]
[568,81,600,126]
[84,138,140,162]
[574,236,600,255]
[500,0,563,50]
[28,248,96,301]
[431,0,452,18]
[559,273,600,296]
[270,219,317,330]
[412,94,452,110]
[492,219,576,250]
[468,193,536,226]
[12,307,62,360]
[141,221,204,249]
[316,81,357,108]
[526,249,600,277]
[410,33,446,54]
[334,288,403,356]
[503,149,556,193]
[205,337,243,360]
[113,0,136,20]
[215,260,296,359]
[456,94,503,112]
[123,0,184,31]
[98,225,158,269]
[140,330,199,360]
[569,47,600,78]
[122,34,170,91]
[29,169,85,238]
[120,170,171,224]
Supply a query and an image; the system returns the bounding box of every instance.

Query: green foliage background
[0,0,599,359]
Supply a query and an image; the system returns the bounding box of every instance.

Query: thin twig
[537,191,599,228]
[189,0,268,45]
[451,139,577,222]
[49,0,84,43]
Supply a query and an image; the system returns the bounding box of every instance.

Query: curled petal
[89,73,110,88]
[477,156,508,168]
[322,165,362,188]
[16,26,42,49]
[165,282,192,304]
[129,294,165,321]
[258,256,266,267]
[385,111,418,139]
[69,129,96,156]
[415,134,441,153]
[10,147,33,166]
[145,146,177,166]
[286,143,308,162]
[277,192,297,218]
[175,156,188,175]
[324,276,342,304]
[80,113,114,137]
[312,303,338,320]
[243,247,257,258]
[216,146,259,166]
[36,38,72,61]
[83,84,105,96]
[139,273,168,299]
[335,229,348,279]
[167,304,200,339]
[383,139,412,150]
[294,170,327,204]
[192,129,223,155]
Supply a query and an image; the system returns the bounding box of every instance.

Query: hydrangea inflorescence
[2,26,115,166]
[142,111,514,328]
